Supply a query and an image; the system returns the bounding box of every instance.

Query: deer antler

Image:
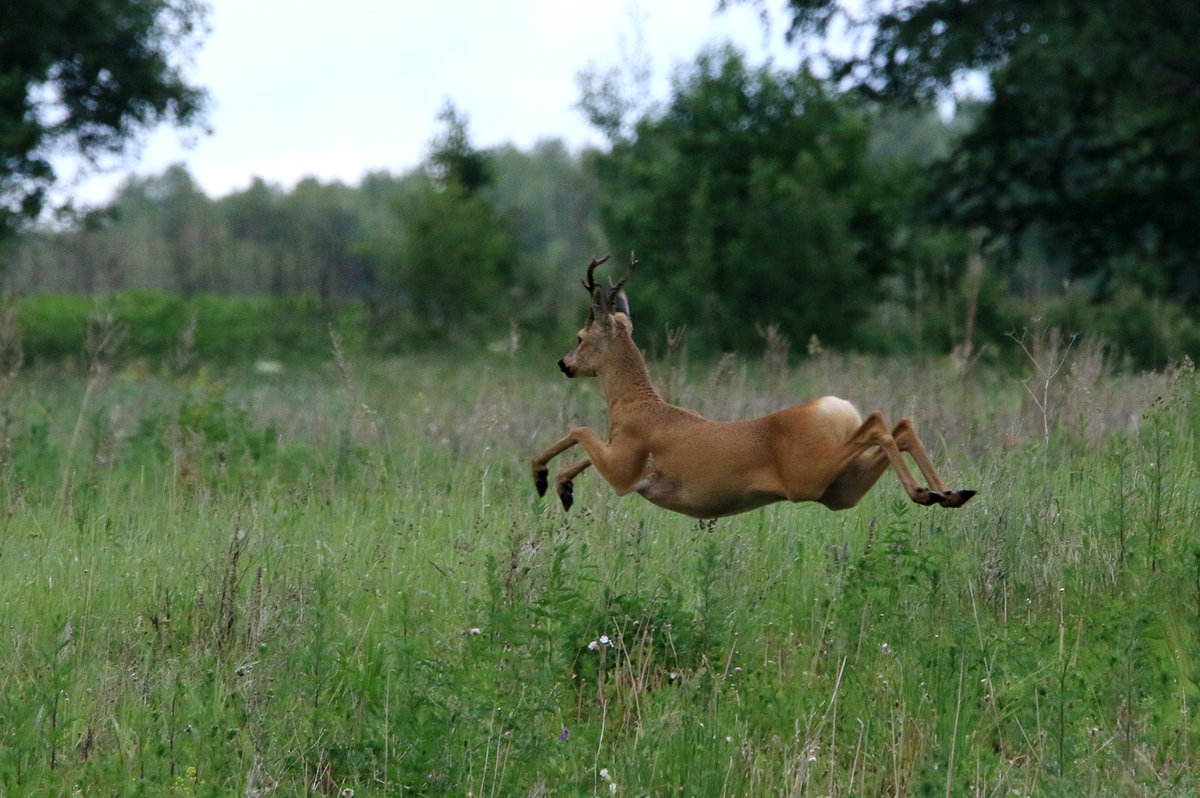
[582,255,611,292]
[611,251,638,295]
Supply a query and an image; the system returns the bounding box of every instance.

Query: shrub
[15,293,93,363]
[14,292,367,366]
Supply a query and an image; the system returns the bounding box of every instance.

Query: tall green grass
[0,341,1196,795]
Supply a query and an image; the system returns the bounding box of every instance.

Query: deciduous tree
[583,47,891,352]
[0,0,208,233]
[763,0,1200,310]
[363,105,518,345]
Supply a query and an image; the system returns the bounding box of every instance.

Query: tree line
[5,122,602,352]
[2,0,1198,367]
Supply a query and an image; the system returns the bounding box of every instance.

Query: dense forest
[3,1,1199,368]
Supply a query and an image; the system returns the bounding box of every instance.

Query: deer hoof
[533,466,549,497]
[558,480,574,511]
[914,488,944,506]
[938,489,977,508]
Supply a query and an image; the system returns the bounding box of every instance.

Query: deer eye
[576,336,582,344]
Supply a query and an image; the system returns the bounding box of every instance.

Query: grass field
[0,339,1197,796]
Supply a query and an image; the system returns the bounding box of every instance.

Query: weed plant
[0,337,1196,796]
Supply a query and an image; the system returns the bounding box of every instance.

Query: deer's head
[558,254,636,378]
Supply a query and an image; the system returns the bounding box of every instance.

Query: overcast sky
[57,1,800,206]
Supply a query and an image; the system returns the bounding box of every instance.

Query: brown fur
[531,262,975,518]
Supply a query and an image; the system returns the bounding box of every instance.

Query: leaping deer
[530,255,976,519]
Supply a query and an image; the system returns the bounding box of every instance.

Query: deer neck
[599,327,660,411]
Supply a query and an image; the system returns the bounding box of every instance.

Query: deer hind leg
[818,413,947,510]
[817,448,890,510]
[890,419,976,508]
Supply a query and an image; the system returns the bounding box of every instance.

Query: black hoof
[916,489,944,505]
[931,489,979,506]
[559,480,574,511]
[534,468,548,497]
[941,489,977,508]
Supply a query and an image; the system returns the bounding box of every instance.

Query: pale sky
[56,1,800,206]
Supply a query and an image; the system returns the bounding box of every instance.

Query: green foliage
[373,180,518,345]
[769,0,1200,357]
[0,0,208,231]
[13,291,364,365]
[359,109,523,348]
[1046,286,1200,369]
[428,101,492,195]
[488,140,607,337]
[5,63,1194,365]
[186,293,360,360]
[584,46,975,355]
[4,119,605,351]
[11,293,93,361]
[930,1,1200,308]
[5,17,1199,365]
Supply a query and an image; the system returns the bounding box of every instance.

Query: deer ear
[612,290,631,319]
[591,284,612,317]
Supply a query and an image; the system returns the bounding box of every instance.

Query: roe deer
[531,256,975,518]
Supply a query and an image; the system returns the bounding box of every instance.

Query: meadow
[0,333,1196,796]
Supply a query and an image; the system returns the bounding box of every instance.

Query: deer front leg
[555,458,592,510]
[531,432,585,497]
[565,427,648,498]
[532,427,644,509]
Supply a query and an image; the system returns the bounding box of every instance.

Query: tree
[763,0,1200,311]
[488,140,604,332]
[153,165,223,295]
[427,102,491,196]
[282,179,366,302]
[0,0,208,233]
[389,182,517,342]
[363,106,518,346]
[583,46,892,353]
[219,178,292,293]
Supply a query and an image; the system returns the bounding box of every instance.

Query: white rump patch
[816,395,858,416]
[815,396,863,429]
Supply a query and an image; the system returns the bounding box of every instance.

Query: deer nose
[558,359,573,377]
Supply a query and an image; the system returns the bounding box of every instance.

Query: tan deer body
[531,257,975,519]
